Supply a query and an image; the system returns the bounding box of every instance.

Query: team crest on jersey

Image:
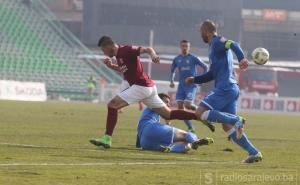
[186,60,190,64]
[120,65,128,73]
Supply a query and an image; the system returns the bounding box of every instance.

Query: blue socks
[203,110,239,125]
[184,120,193,129]
[169,143,189,153]
[184,132,198,143]
[228,128,259,155]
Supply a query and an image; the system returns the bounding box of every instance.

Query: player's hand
[239,58,249,70]
[185,77,194,85]
[169,82,175,88]
[103,58,113,67]
[151,54,160,64]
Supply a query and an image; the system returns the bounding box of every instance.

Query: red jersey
[116,45,154,87]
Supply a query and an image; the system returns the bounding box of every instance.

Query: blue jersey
[137,108,160,137]
[171,54,207,86]
[208,36,237,89]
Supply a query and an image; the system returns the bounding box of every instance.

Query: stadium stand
[0,0,122,100]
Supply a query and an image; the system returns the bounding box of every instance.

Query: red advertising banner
[262,9,287,21]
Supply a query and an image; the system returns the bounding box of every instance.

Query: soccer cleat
[201,120,215,132]
[242,152,263,163]
[191,137,214,150]
[235,116,246,140]
[89,135,112,149]
[159,145,171,153]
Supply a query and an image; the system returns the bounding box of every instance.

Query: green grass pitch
[0,100,299,185]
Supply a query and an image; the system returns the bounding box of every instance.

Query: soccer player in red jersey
[90,36,200,148]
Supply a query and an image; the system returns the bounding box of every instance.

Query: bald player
[185,20,262,163]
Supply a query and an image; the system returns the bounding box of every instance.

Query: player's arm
[224,40,249,70]
[185,70,214,85]
[169,59,177,88]
[140,47,160,64]
[215,38,249,70]
[103,58,121,72]
[194,57,208,73]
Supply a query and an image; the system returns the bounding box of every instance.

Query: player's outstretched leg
[226,127,262,163]
[153,106,198,121]
[196,107,245,139]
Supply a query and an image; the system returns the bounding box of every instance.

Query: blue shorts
[176,83,197,102]
[139,123,178,151]
[200,84,239,114]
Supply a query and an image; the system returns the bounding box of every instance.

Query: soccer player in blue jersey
[136,93,214,153]
[170,40,208,132]
[185,20,262,163]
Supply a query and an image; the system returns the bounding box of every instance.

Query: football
[251,47,269,65]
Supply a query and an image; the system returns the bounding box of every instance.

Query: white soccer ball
[251,47,269,65]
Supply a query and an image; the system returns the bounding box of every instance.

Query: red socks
[105,107,118,136]
[170,110,197,120]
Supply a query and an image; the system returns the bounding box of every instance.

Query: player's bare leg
[90,95,128,148]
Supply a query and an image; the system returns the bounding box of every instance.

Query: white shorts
[117,84,165,108]
[119,80,130,92]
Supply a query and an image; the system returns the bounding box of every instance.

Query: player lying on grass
[90,36,206,149]
[185,20,262,163]
[136,93,214,153]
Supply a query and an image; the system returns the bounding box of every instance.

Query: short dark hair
[158,93,170,100]
[180,40,190,44]
[98,36,114,47]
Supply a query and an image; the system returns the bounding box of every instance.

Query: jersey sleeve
[194,56,208,73]
[194,70,214,84]
[214,37,245,62]
[128,46,141,57]
[170,59,177,83]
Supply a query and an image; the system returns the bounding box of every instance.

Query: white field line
[0,142,239,165]
[0,142,212,161]
[0,160,238,167]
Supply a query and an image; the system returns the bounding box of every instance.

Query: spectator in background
[87,75,96,101]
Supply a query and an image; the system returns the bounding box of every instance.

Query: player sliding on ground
[185,20,262,163]
[90,36,204,149]
[136,93,214,153]
[170,40,208,132]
